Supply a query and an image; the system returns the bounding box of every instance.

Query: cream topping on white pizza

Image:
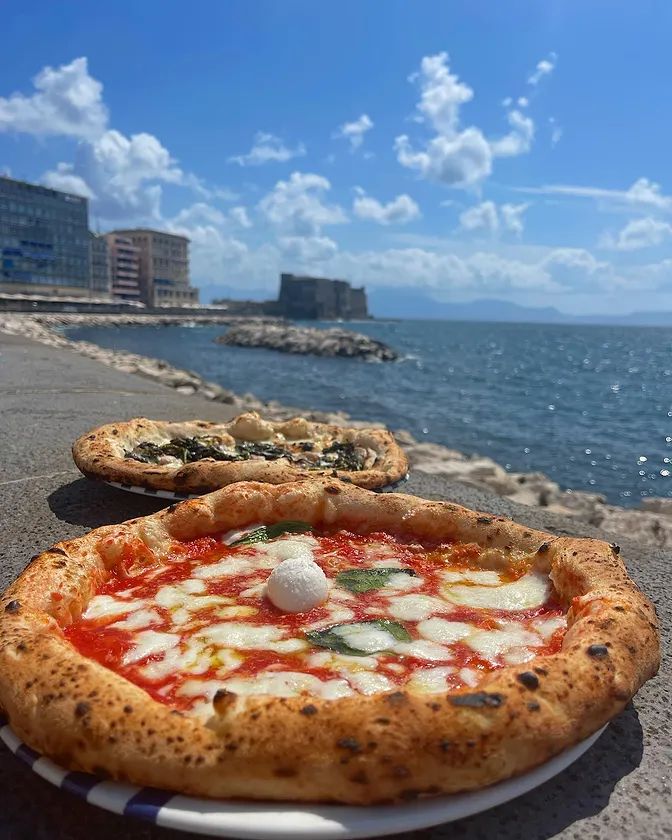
[64,525,566,717]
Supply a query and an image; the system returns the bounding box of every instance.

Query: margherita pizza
[72,412,407,493]
[0,480,659,804]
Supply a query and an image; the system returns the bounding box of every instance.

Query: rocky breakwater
[215,323,398,362]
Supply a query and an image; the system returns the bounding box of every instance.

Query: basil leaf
[305,619,411,656]
[230,520,313,546]
[336,567,416,593]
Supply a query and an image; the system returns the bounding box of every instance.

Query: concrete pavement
[0,331,669,840]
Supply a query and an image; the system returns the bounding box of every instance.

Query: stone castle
[214,273,369,320]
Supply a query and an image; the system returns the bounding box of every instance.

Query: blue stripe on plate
[15,741,41,767]
[61,770,102,797]
[124,787,174,821]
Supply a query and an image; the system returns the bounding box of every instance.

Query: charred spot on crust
[537,542,551,553]
[123,705,133,714]
[213,688,237,713]
[300,704,318,716]
[610,543,621,555]
[527,701,541,712]
[438,738,453,752]
[385,691,406,707]
[337,737,361,753]
[325,485,341,495]
[349,770,369,785]
[74,702,90,718]
[374,717,390,725]
[449,692,505,708]
[534,667,548,676]
[517,671,540,690]
[476,517,493,525]
[587,644,609,658]
[4,600,21,614]
[613,605,625,612]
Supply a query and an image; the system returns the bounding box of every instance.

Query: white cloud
[278,235,338,262]
[518,97,529,108]
[459,201,499,233]
[600,217,672,251]
[228,132,305,166]
[353,191,420,225]
[258,171,347,236]
[528,53,557,86]
[459,201,529,236]
[514,178,672,212]
[334,114,373,150]
[490,109,535,157]
[42,162,95,199]
[0,57,107,141]
[500,203,529,236]
[44,128,185,222]
[548,117,562,147]
[229,206,252,228]
[395,52,535,189]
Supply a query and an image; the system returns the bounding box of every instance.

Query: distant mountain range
[201,284,672,327]
[368,290,672,326]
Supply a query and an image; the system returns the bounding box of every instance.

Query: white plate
[1,718,606,839]
[105,473,410,502]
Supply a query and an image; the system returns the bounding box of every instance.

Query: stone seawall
[2,311,671,548]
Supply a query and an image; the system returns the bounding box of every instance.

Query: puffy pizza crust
[71,413,408,492]
[0,479,660,804]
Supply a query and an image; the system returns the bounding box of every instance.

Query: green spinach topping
[305,619,411,656]
[335,567,416,593]
[229,521,313,546]
[124,435,367,470]
[316,441,363,471]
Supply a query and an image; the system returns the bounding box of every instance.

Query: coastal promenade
[0,331,669,840]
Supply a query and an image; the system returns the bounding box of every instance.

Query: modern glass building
[0,176,90,296]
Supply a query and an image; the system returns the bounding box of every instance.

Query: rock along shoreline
[215,322,399,362]
[2,311,671,548]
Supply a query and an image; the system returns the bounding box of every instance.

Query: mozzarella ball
[266,557,328,613]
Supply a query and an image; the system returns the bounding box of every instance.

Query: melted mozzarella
[122,630,181,666]
[193,554,277,580]
[393,639,453,661]
[466,624,542,664]
[440,569,501,586]
[459,667,481,687]
[330,623,398,654]
[220,671,353,699]
[258,539,316,563]
[417,618,474,645]
[111,608,162,631]
[384,572,424,591]
[387,594,450,621]
[444,570,550,611]
[83,595,145,620]
[347,671,394,695]
[205,622,283,648]
[407,666,455,693]
[533,615,566,640]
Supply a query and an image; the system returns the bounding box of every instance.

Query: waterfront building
[104,233,141,301]
[108,229,198,306]
[0,176,90,297]
[277,273,368,319]
[89,232,111,298]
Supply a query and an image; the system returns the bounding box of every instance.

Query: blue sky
[2,1,672,314]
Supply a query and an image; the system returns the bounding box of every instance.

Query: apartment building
[105,233,141,301]
[109,229,198,306]
[0,176,90,297]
